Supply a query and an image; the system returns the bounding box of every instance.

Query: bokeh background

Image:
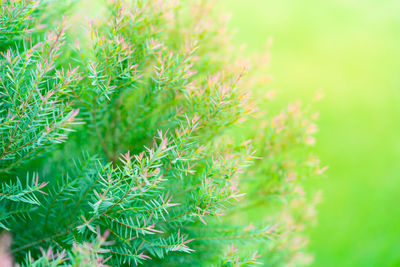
[226,0,400,266]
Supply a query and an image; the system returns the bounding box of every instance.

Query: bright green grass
[226,0,400,266]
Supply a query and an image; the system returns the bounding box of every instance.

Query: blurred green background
[226,0,400,266]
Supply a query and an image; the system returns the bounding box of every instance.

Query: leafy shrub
[0,0,324,266]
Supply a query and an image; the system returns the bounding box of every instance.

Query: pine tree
[0,0,324,266]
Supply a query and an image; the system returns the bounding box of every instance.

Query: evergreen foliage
[0,0,324,266]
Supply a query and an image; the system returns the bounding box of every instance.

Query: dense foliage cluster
[0,0,324,266]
